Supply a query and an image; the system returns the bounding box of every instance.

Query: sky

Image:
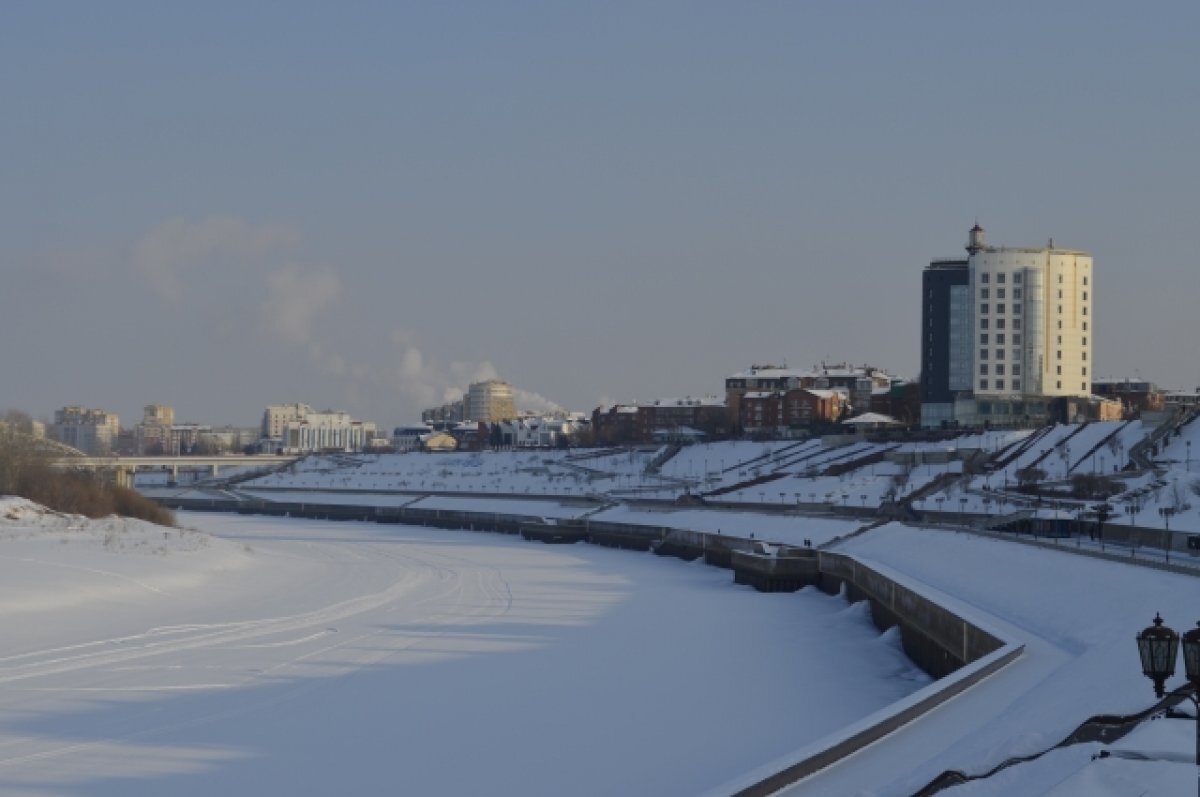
[2,2,1198,429]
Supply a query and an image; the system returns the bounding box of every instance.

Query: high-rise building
[465,380,517,423]
[920,259,971,428]
[51,406,120,455]
[921,224,1094,427]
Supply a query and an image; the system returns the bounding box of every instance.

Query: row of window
[980,287,1023,300]
[979,364,1022,376]
[980,333,1022,345]
[979,379,1021,391]
[979,303,1022,315]
[979,273,1023,285]
[979,349,1020,361]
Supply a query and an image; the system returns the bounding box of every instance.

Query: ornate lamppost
[1136,613,1200,796]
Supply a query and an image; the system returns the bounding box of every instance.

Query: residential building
[422,400,464,426]
[739,388,847,435]
[725,364,894,432]
[51,406,120,456]
[261,403,313,441]
[135,404,176,455]
[1092,378,1166,417]
[280,410,376,454]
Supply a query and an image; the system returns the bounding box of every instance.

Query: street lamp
[1189,440,1193,473]
[1160,507,1177,564]
[1136,614,1200,796]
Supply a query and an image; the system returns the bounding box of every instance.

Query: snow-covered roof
[842,412,901,426]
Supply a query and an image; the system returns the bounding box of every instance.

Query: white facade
[281,411,376,454]
[969,237,1093,400]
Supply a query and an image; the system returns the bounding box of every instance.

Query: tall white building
[923,224,1094,427]
[968,225,1093,400]
[281,410,376,454]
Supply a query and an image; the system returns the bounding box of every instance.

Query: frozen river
[0,509,927,796]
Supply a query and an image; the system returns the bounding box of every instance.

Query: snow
[589,506,865,547]
[0,500,930,796]
[777,522,1200,796]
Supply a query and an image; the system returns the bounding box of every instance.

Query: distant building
[280,410,376,454]
[51,406,119,455]
[591,397,726,444]
[261,403,313,441]
[135,404,176,455]
[466,380,518,423]
[422,400,464,426]
[725,364,894,432]
[739,388,847,435]
[393,425,434,452]
[1091,378,1166,417]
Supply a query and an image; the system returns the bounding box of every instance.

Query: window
[981,318,989,329]
[1058,289,1063,299]
[1013,288,1022,299]
[1083,291,1088,300]
[980,379,989,390]
[1082,367,1087,376]
[1012,364,1021,375]
[980,349,989,360]
[1057,380,1062,389]
[1013,303,1021,314]
[980,304,989,314]
[1014,273,1022,284]
[1013,380,1021,390]
[1082,383,1087,391]
[1057,320,1063,329]
[1058,305,1063,314]
[1013,333,1022,345]
[1057,365,1062,375]
[998,288,1006,299]
[1057,335,1062,344]
[980,333,989,345]
[1082,321,1088,331]
[981,273,990,284]
[1057,350,1062,360]
[1083,276,1088,286]
[1082,305,1088,316]
[980,364,989,375]
[1013,319,1022,330]
[1082,337,1087,346]
[996,364,1005,375]
[996,318,1006,329]
[981,288,990,299]
[997,333,1006,345]
[996,349,1005,360]
[1058,274,1063,283]
[996,304,1006,314]
[996,380,1005,390]
[1082,351,1087,361]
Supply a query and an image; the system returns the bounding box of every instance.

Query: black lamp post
[1137,613,1200,795]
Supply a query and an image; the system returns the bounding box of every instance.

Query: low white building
[279,410,376,454]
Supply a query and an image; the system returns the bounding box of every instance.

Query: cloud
[133,216,300,303]
[259,267,342,344]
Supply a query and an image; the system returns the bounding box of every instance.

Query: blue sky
[2,2,1197,427]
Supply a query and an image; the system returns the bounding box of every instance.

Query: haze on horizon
[2,2,1197,429]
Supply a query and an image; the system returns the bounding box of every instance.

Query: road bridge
[53,455,298,488]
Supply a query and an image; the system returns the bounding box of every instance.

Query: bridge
[54,455,299,488]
